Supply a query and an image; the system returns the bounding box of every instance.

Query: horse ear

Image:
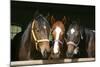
[51,16,55,25]
[45,12,50,20]
[62,16,66,24]
[76,18,81,25]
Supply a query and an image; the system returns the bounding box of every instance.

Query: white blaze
[43,25,46,29]
[53,27,61,54]
[71,28,75,34]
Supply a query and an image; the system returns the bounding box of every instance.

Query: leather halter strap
[66,37,80,47]
[54,40,63,45]
[31,20,49,50]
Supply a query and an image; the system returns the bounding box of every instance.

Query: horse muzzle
[50,51,61,59]
[66,41,79,58]
[66,41,76,58]
[66,52,74,58]
[42,50,50,59]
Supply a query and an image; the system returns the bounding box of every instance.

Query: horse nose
[52,51,60,59]
[66,52,73,58]
[66,44,75,57]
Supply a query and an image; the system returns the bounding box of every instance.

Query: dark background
[11,1,95,31]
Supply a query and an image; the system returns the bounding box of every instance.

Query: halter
[66,38,80,54]
[31,20,49,50]
[54,40,63,45]
[66,31,82,47]
[67,38,80,47]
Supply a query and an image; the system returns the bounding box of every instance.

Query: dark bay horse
[64,20,95,58]
[12,15,51,61]
[49,16,67,59]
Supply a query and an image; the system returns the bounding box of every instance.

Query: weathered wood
[11,58,95,66]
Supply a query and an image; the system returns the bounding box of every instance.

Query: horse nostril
[44,50,47,55]
[42,50,49,59]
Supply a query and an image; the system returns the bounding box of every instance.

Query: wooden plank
[11,58,95,66]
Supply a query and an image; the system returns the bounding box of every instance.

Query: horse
[11,15,51,61]
[49,16,67,59]
[64,20,95,58]
[11,31,24,61]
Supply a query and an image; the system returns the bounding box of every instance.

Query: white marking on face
[71,28,75,34]
[43,26,46,29]
[53,27,62,54]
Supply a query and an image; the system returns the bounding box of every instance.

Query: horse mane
[21,23,32,46]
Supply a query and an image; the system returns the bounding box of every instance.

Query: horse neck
[21,23,33,49]
[78,28,89,55]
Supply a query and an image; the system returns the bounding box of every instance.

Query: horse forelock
[35,15,50,31]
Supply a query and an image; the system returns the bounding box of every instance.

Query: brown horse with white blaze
[49,16,67,59]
